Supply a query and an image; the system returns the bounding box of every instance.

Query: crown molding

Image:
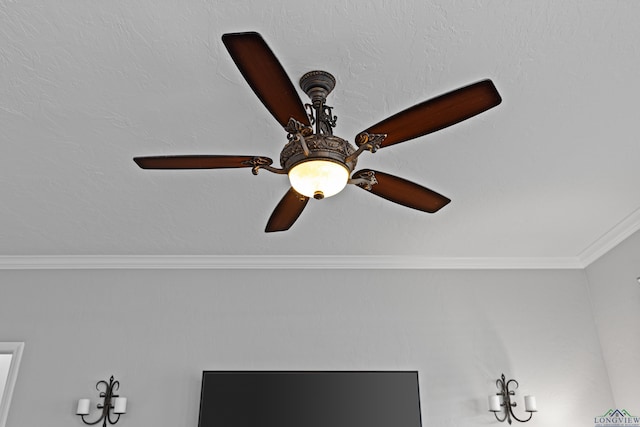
[3,210,639,271]
[0,255,584,270]
[578,207,640,267]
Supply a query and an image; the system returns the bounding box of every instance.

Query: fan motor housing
[280,134,358,173]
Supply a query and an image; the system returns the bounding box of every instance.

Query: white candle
[524,395,537,412]
[113,397,127,414]
[488,395,502,412]
[76,399,91,415]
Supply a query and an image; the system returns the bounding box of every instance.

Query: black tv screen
[197,371,422,427]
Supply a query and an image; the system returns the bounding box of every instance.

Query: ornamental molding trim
[0,255,583,270]
[578,206,640,267]
[3,210,639,271]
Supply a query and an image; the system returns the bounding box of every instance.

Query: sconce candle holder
[76,376,127,426]
[489,373,536,424]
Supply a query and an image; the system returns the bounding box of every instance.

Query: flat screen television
[197,371,422,427]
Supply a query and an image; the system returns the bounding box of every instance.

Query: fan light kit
[134,32,502,232]
[288,159,349,199]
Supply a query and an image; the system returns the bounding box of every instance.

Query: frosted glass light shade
[524,395,537,412]
[288,160,349,199]
[76,398,91,415]
[114,397,127,414]
[488,395,502,412]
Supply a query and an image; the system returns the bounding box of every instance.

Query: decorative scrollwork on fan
[280,134,357,168]
[243,156,276,175]
[350,170,378,190]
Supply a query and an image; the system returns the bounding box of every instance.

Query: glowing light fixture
[288,159,350,200]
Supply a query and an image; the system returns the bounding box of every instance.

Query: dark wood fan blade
[357,79,501,148]
[133,155,272,169]
[265,187,309,232]
[222,32,310,129]
[352,169,450,213]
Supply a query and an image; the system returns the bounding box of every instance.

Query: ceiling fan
[134,31,502,232]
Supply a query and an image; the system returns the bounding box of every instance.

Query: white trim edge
[0,342,24,427]
[579,207,640,267]
[2,209,639,271]
[0,255,584,270]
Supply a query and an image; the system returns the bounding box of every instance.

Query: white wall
[586,228,640,409]
[0,268,612,427]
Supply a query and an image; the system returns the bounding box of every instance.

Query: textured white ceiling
[1,0,639,266]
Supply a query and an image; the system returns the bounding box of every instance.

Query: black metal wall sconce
[489,374,537,424]
[76,376,127,426]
